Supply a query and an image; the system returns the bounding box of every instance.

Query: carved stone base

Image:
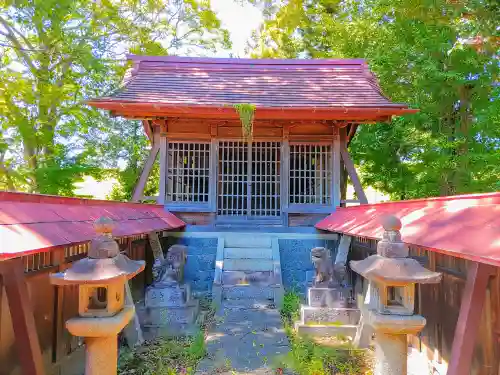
[307,287,352,308]
[301,306,360,325]
[145,283,191,308]
[138,300,200,327]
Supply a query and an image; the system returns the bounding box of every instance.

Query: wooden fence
[0,236,153,375]
[349,236,499,375]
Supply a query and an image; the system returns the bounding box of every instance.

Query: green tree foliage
[251,0,499,198]
[0,0,230,196]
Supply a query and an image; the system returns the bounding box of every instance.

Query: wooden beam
[332,127,341,209]
[339,133,368,204]
[447,262,495,375]
[52,249,65,363]
[131,138,160,202]
[157,135,167,205]
[0,258,45,375]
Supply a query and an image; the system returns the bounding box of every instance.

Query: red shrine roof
[0,192,185,260]
[316,192,500,267]
[88,55,417,120]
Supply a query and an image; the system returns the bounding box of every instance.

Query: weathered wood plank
[447,262,495,375]
[131,141,160,202]
[0,258,45,375]
[157,136,167,205]
[339,143,368,204]
[332,128,341,208]
[52,249,66,363]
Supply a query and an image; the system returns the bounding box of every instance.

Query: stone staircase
[212,234,284,309]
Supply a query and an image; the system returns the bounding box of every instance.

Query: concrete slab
[222,299,274,309]
[222,271,274,286]
[224,259,274,272]
[224,247,273,259]
[223,286,274,300]
[223,235,272,249]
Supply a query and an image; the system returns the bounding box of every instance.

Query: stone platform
[295,285,361,339]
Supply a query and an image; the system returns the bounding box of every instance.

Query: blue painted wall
[278,238,338,295]
[161,237,218,295]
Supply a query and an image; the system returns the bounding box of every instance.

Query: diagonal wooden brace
[447,262,496,375]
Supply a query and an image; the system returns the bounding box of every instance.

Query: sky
[210,0,263,57]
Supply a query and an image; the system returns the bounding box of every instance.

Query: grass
[118,297,216,375]
[118,331,206,375]
[277,291,372,375]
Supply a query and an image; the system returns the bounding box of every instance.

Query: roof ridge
[127,54,367,66]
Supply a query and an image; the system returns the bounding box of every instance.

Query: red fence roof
[316,193,500,267]
[0,192,185,260]
[88,55,416,120]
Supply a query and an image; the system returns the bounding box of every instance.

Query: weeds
[281,289,301,326]
[279,290,372,375]
[118,331,206,375]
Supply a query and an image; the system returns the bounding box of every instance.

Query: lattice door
[217,141,281,218]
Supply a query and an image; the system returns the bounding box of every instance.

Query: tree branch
[0,15,37,72]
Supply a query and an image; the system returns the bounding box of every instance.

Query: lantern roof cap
[350,255,441,286]
[50,217,145,286]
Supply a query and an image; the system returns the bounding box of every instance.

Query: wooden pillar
[131,132,160,202]
[332,127,341,209]
[447,262,495,375]
[52,248,66,364]
[339,127,368,204]
[282,125,290,226]
[0,257,45,375]
[157,123,167,205]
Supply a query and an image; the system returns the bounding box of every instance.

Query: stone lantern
[50,217,145,375]
[350,215,441,375]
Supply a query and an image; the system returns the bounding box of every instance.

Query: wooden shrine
[89,56,416,226]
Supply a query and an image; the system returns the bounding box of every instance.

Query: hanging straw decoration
[233,103,256,141]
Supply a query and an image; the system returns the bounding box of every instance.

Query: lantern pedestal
[349,215,441,375]
[66,305,135,375]
[368,311,426,375]
[50,217,145,375]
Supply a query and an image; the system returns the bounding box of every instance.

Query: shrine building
[88,55,416,296]
[89,55,415,227]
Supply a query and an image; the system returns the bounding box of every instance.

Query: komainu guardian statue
[311,247,335,287]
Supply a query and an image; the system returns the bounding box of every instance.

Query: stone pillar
[85,337,118,375]
[374,332,407,375]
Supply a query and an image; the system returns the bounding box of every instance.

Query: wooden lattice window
[289,144,332,205]
[217,141,281,217]
[166,142,210,203]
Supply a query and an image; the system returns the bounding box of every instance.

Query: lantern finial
[381,215,402,232]
[93,216,115,235]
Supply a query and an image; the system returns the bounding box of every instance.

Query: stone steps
[213,233,284,310]
[222,270,274,286]
[223,285,275,300]
[223,258,274,272]
[223,235,272,249]
[224,247,273,259]
[222,299,274,309]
